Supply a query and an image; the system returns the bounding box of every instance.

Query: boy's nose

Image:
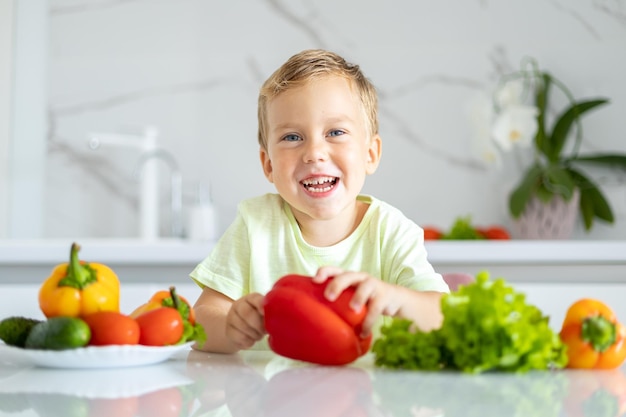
[303,138,329,163]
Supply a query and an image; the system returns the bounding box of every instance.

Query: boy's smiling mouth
[300,176,338,193]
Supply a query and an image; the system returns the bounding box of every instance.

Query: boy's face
[260,75,381,224]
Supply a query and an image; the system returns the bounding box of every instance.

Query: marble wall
[14,0,626,239]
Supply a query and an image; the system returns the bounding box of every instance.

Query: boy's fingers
[349,279,376,311]
[360,310,378,338]
[312,266,344,283]
[248,293,265,315]
[322,271,359,301]
[324,271,371,301]
[227,296,266,343]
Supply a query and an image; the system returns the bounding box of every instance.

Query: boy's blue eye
[283,134,301,142]
[328,130,345,137]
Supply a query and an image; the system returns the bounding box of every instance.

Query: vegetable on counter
[559,298,626,369]
[422,226,443,240]
[2,284,205,349]
[372,271,567,373]
[422,216,511,240]
[130,287,195,324]
[131,286,206,346]
[263,274,372,366]
[38,242,120,318]
[0,316,43,347]
[24,316,91,350]
[82,311,140,346]
[136,307,184,346]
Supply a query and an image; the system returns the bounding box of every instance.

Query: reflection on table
[1,349,625,417]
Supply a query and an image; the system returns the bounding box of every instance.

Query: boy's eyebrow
[324,114,356,124]
[272,114,356,129]
[269,122,296,134]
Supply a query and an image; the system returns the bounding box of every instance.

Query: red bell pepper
[263,274,372,366]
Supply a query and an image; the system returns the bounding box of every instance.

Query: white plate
[0,342,194,369]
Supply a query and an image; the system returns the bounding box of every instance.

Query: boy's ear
[366,134,382,175]
[260,147,274,183]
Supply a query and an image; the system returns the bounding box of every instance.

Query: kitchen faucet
[134,149,184,239]
[88,126,183,240]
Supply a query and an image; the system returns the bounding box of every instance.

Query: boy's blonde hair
[257,49,379,150]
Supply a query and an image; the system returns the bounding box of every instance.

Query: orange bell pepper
[559,298,626,369]
[130,286,195,324]
[39,243,120,318]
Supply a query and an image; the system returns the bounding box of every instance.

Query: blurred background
[1,0,625,241]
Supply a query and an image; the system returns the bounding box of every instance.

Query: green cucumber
[25,317,91,350]
[0,316,43,347]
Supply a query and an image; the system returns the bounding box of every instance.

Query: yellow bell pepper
[39,242,120,318]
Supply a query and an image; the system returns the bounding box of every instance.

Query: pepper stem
[167,286,192,322]
[58,242,97,290]
[582,315,617,353]
[169,286,181,310]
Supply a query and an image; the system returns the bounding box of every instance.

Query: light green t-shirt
[190,193,449,297]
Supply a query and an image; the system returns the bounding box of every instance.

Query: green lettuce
[372,271,567,373]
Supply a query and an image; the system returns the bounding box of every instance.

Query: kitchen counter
[2,239,626,265]
[2,239,625,284]
[0,347,624,417]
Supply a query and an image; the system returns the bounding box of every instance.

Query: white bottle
[186,182,218,241]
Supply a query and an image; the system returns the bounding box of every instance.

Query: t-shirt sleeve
[394,242,450,293]
[189,209,251,301]
[383,213,449,293]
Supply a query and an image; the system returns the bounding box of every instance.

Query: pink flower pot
[511,189,580,239]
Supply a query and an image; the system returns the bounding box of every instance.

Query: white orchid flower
[491,104,539,151]
[495,79,526,108]
[467,92,502,166]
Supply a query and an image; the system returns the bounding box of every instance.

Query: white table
[1,347,624,417]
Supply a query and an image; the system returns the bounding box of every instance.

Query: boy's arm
[192,287,265,353]
[389,286,444,332]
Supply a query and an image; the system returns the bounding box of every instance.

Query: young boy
[190,49,449,353]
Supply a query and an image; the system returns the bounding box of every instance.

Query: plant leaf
[579,189,595,230]
[541,165,576,200]
[568,169,615,230]
[535,183,554,203]
[534,72,551,158]
[548,99,609,161]
[573,153,626,169]
[509,164,543,217]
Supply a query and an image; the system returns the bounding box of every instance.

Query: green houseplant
[486,58,626,232]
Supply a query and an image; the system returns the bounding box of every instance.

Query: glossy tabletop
[1,347,625,417]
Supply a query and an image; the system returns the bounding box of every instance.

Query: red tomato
[484,226,511,240]
[135,307,184,346]
[82,311,140,346]
[422,226,443,240]
[130,287,196,325]
[474,227,488,238]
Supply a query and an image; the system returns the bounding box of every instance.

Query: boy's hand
[225,292,266,350]
[313,266,403,338]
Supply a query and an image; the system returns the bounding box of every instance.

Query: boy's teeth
[301,176,337,192]
[302,176,335,185]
